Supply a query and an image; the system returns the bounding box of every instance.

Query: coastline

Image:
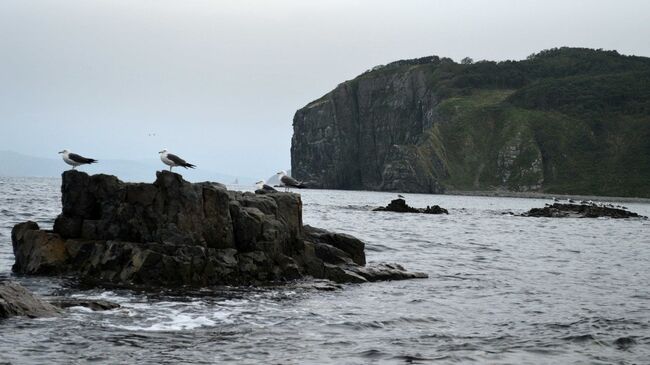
[444,189,650,204]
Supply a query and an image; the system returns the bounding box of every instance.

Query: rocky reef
[291,48,650,197]
[521,203,646,219]
[11,171,426,288]
[373,199,448,214]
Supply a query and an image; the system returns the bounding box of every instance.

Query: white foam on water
[218,299,250,307]
[68,306,97,313]
[106,301,236,332]
[114,313,217,332]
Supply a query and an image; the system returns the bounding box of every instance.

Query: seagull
[255,180,277,193]
[159,149,196,171]
[276,170,305,191]
[58,149,97,169]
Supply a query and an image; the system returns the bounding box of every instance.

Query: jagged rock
[48,298,120,311]
[0,281,61,319]
[373,199,448,214]
[12,221,68,274]
[304,225,365,265]
[522,203,645,219]
[12,171,426,288]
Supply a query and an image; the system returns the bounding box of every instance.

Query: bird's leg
[169,166,172,172]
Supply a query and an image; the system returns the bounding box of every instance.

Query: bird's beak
[58,151,64,154]
[158,150,164,153]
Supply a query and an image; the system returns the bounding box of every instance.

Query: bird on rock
[255,180,278,194]
[276,170,306,191]
[159,149,196,172]
[58,149,98,169]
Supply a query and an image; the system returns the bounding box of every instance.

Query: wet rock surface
[48,298,121,311]
[522,203,646,219]
[0,281,61,319]
[12,171,426,288]
[373,199,448,214]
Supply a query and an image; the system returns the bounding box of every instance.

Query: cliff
[11,170,425,287]
[291,48,650,197]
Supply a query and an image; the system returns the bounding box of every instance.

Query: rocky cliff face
[292,48,650,197]
[292,60,446,193]
[12,171,426,287]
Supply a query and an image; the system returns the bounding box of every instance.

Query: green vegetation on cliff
[292,48,650,197]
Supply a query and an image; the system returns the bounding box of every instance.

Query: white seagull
[276,170,305,191]
[58,149,98,169]
[159,149,196,171]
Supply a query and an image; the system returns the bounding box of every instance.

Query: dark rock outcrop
[12,170,426,288]
[373,199,448,215]
[0,281,60,319]
[522,203,645,219]
[304,225,365,266]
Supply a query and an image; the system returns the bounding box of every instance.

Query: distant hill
[291,47,650,197]
[0,150,251,184]
[0,151,62,178]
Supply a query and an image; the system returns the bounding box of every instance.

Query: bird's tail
[184,163,196,169]
[88,159,98,164]
[297,182,307,189]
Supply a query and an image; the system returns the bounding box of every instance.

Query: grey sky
[1,0,649,179]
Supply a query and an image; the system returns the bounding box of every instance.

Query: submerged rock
[12,170,426,288]
[48,298,120,311]
[0,281,60,319]
[522,203,645,219]
[346,263,429,283]
[373,199,448,214]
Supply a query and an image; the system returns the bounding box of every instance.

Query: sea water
[1,176,649,364]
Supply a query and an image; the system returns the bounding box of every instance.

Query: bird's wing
[166,153,188,165]
[68,153,96,163]
[281,175,302,186]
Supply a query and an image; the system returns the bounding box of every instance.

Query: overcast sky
[1,0,649,179]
